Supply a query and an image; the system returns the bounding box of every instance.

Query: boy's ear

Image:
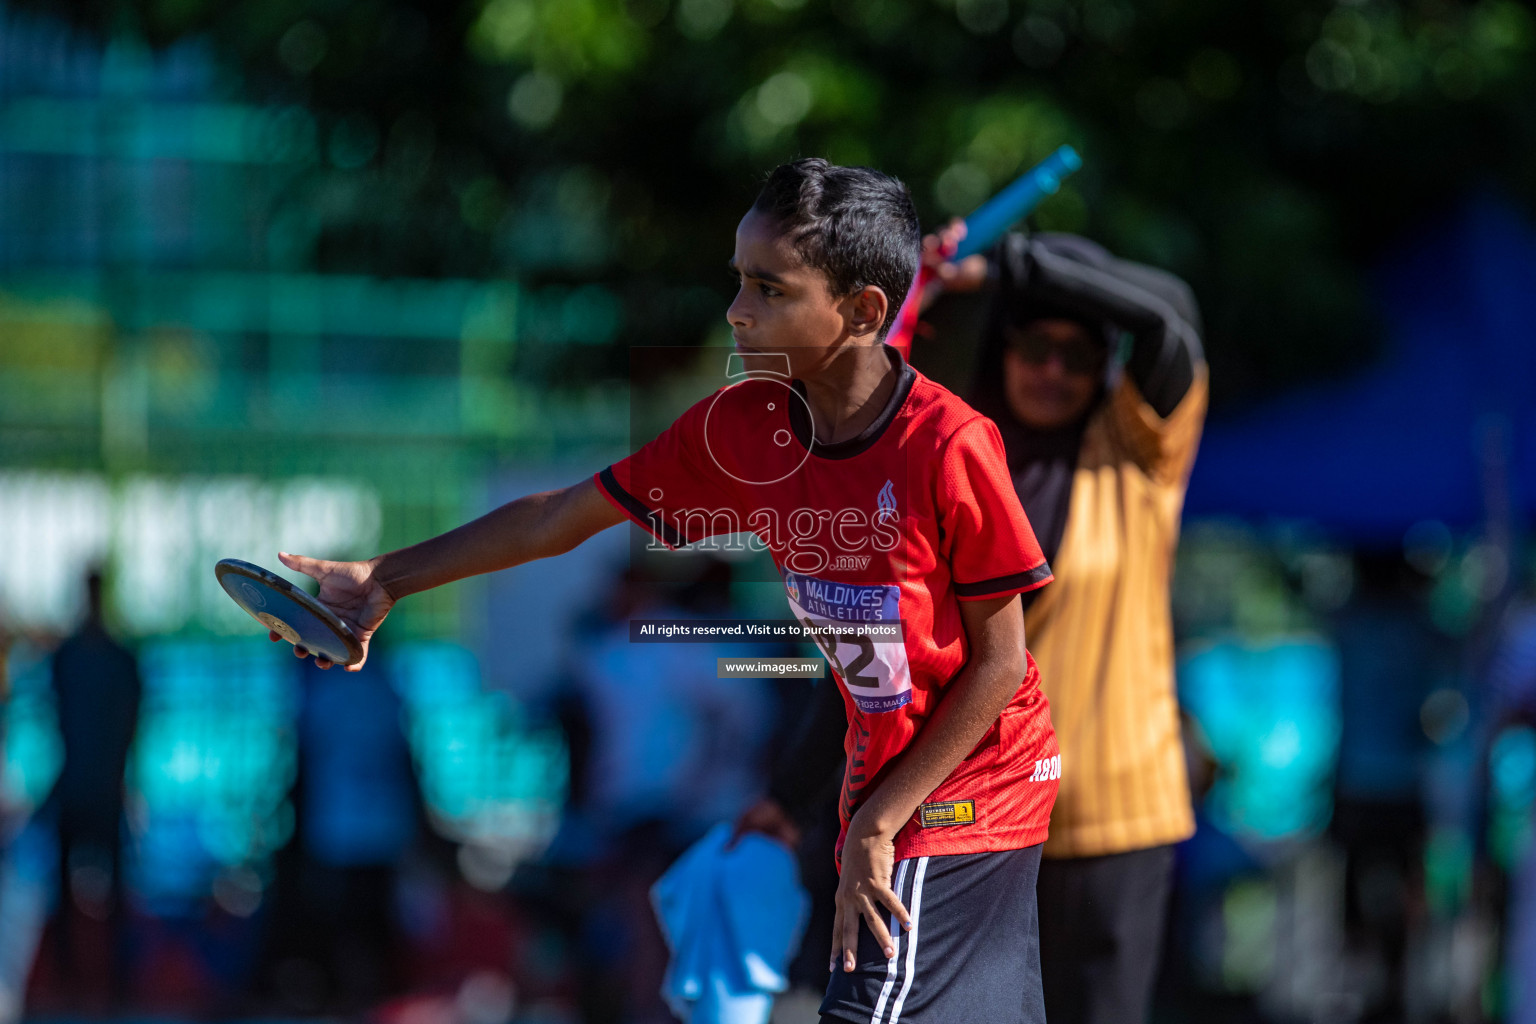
[847,285,890,340]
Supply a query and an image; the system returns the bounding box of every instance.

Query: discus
[214,558,364,666]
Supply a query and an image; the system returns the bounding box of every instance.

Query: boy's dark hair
[752,158,921,339]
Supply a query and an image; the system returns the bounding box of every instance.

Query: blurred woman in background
[951,230,1206,1024]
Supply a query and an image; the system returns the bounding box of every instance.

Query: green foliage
[28,0,1536,406]
[471,0,648,78]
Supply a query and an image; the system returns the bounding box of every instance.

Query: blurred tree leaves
[471,0,648,78]
[27,0,1536,406]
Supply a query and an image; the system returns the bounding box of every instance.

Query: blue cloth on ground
[652,823,811,1024]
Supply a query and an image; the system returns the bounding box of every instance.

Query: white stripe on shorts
[870,858,912,1024]
[886,856,929,1024]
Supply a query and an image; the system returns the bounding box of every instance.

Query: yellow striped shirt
[1025,369,1207,858]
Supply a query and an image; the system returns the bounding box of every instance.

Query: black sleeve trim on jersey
[954,562,1054,598]
[597,466,688,549]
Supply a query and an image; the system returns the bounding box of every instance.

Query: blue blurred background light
[3,634,567,915]
[0,642,63,812]
[1180,638,1341,845]
[128,640,298,913]
[388,642,568,876]
[1489,725,1536,870]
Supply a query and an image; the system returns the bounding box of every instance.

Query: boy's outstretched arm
[831,593,1026,972]
[277,478,625,670]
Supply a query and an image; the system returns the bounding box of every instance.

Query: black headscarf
[970,233,1117,573]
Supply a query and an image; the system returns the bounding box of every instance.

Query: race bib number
[783,570,912,714]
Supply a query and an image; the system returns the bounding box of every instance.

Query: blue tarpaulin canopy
[1185,197,1536,541]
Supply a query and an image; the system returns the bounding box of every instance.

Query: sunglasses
[1005,329,1106,375]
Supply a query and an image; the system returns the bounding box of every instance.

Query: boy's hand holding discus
[267,552,394,670]
[273,481,623,670]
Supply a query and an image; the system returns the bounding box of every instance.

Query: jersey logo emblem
[876,479,898,524]
[918,800,975,828]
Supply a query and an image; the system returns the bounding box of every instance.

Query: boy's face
[727,208,885,379]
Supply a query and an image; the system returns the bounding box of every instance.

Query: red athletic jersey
[594,347,1059,861]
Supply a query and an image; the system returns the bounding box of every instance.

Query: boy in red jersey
[275,159,1058,1024]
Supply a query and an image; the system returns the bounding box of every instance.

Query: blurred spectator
[566,560,773,841]
[1330,551,1448,1021]
[544,559,778,1023]
[259,650,421,1014]
[959,232,1207,1024]
[45,567,141,1002]
[1487,586,1536,1024]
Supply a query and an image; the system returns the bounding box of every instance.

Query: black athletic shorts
[1037,844,1175,1024]
[820,844,1044,1024]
